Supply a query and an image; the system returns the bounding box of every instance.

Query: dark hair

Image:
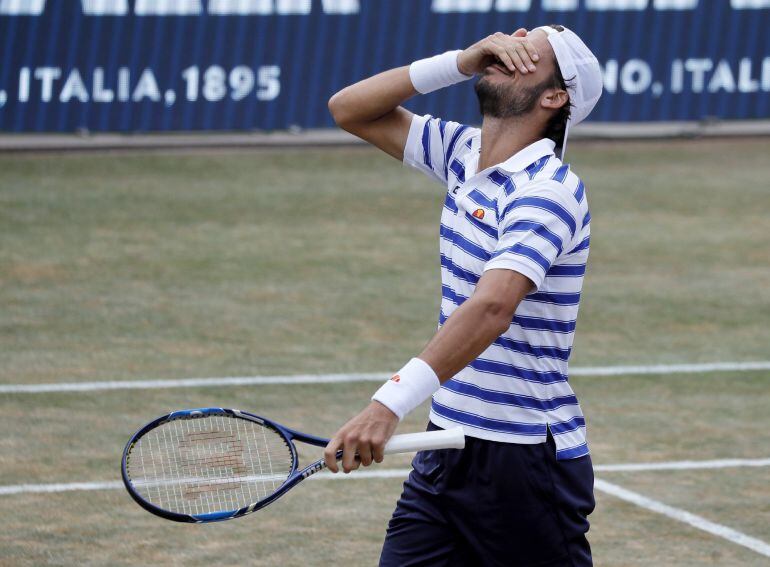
[541,24,573,149]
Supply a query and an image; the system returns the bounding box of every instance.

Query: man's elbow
[327,93,342,123]
[328,91,353,129]
[477,297,516,336]
[490,313,514,337]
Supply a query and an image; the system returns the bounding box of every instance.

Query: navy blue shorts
[380,423,595,567]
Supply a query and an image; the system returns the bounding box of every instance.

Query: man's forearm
[419,269,532,383]
[419,295,513,384]
[327,66,416,128]
[371,269,531,421]
[327,51,475,160]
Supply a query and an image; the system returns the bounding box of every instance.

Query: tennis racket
[121,407,465,523]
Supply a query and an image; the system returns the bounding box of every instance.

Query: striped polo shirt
[404,114,592,460]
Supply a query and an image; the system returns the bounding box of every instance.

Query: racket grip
[383,427,465,455]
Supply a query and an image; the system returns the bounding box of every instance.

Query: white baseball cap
[534,25,603,159]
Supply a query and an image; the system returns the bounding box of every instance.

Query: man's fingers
[514,44,537,73]
[489,41,516,72]
[491,36,535,75]
[508,48,529,74]
[372,436,386,464]
[342,434,360,473]
[521,39,540,63]
[323,438,342,473]
[358,439,373,467]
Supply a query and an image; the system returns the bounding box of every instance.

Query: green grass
[1,373,768,485]
[2,139,769,383]
[1,481,766,567]
[1,139,769,566]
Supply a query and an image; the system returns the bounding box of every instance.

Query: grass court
[1,138,769,565]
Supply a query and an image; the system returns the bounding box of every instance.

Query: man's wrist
[409,50,474,95]
[371,358,441,420]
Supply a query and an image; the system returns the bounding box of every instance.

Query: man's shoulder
[517,159,585,205]
[506,173,586,224]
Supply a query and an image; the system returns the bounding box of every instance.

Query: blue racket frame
[121,407,336,523]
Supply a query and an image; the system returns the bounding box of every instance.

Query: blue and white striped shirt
[404,114,591,460]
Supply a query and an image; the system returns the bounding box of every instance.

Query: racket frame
[122,407,327,524]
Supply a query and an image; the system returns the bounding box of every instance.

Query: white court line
[0,373,391,393]
[0,469,414,495]
[595,457,770,472]
[2,361,769,394]
[595,478,770,558]
[570,361,770,377]
[0,481,125,495]
[2,457,768,496]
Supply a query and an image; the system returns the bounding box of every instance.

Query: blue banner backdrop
[0,0,768,132]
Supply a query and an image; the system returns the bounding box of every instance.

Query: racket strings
[126,415,294,516]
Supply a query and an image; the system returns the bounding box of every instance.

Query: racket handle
[383,427,465,455]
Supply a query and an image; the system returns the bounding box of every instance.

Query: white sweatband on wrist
[372,358,441,421]
[409,50,473,94]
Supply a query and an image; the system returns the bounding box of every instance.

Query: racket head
[121,408,298,523]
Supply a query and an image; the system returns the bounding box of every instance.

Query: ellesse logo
[472,208,485,220]
[390,374,401,383]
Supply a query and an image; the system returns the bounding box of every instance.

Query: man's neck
[477,115,543,172]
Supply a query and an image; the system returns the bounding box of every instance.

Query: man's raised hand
[457,28,540,76]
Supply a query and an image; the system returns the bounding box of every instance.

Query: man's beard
[474,75,548,119]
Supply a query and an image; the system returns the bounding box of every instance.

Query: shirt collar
[470,137,557,174]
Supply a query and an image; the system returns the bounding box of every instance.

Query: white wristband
[409,50,473,95]
[372,358,441,421]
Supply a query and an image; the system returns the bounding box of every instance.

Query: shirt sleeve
[484,180,581,291]
[403,114,472,186]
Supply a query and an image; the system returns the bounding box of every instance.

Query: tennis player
[325,25,603,566]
